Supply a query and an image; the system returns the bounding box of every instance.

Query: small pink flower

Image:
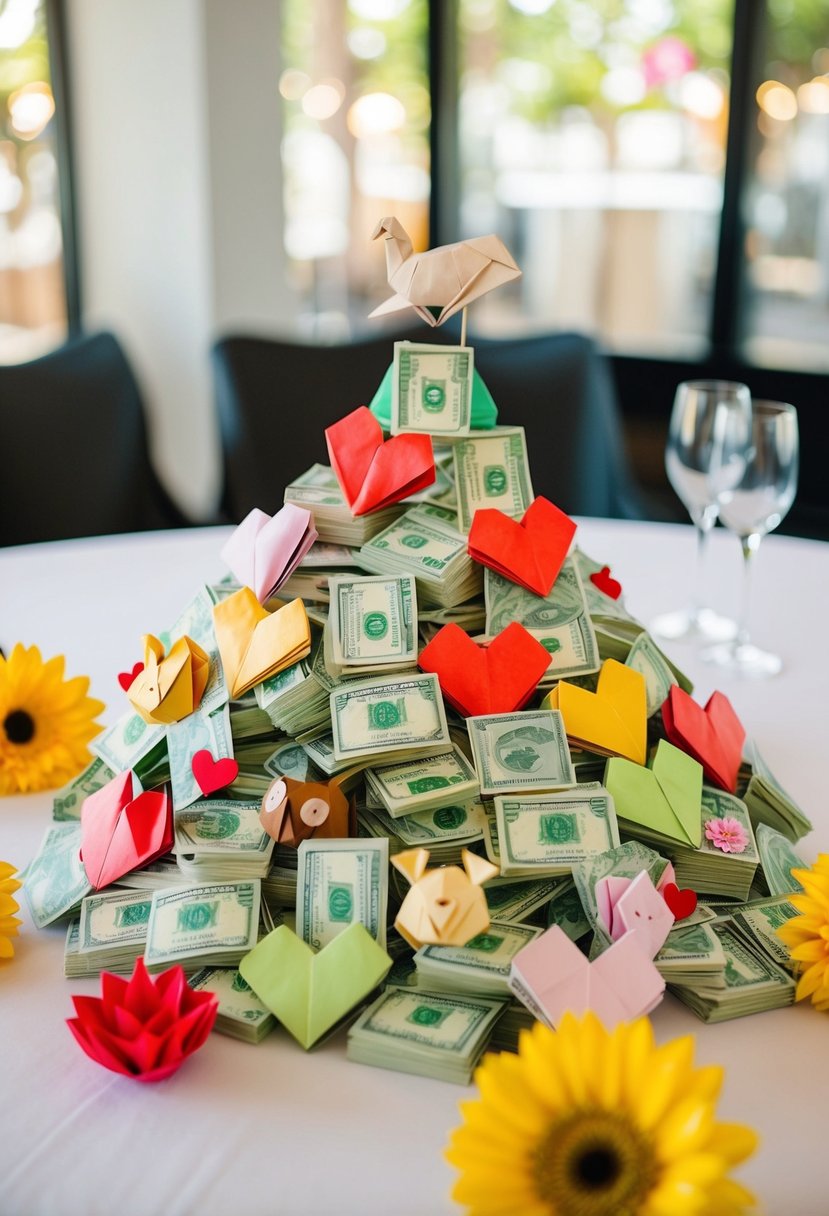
[704,817,748,855]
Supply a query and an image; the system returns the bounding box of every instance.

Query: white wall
[67,0,296,519]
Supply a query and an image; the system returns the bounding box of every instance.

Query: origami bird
[368,216,521,328]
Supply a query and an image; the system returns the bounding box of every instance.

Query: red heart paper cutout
[589,566,622,600]
[118,662,144,691]
[325,406,435,516]
[81,772,172,890]
[192,749,240,796]
[661,686,745,793]
[467,497,576,598]
[662,882,697,921]
[418,621,550,717]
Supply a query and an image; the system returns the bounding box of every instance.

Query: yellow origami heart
[128,634,209,725]
[213,588,311,699]
[542,659,646,765]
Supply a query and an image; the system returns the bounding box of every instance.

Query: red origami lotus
[67,958,218,1083]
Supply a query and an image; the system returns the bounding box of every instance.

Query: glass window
[0,0,68,362]
[279,0,430,337]
[457,0,734,356]
[742,0,829,371]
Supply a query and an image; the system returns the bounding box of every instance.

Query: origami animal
[259,774,356,848]
[391,848,498,950]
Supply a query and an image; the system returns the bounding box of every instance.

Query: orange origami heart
[467,496,576,597]
[418,621,549,717]
[325,405,435,516]
[661,686,745,793]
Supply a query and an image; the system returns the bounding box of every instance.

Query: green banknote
[168,701,233,812]
[484,561,599,683]
[494,789,620,877]
[24,824,92,929]
[78,888,153,952]
[756,823,807,896]
[296,838,389,950]
[327,574,417,674]
[52,755,115,822]
[92,711,166,778]
[144,880,261,969]
[364,745,479,818]
[330,673,450,763]
[467,710,576,797]
[189,967,276,1044]
[624,631,676,716]
[453,427,534,533]
[393,342,473,436]
[413,921,542,995]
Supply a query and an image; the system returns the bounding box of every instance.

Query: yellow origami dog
[392,848,498,950]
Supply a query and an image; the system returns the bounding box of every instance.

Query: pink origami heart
[325,406,435,516]
[661,686,745,793]
[81,771,172,890]
[467,496,576,597]
[220,504,318,603]
[417,621,549,717]
[191,749,240,797]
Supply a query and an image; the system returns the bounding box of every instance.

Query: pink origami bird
[369,216,521,327]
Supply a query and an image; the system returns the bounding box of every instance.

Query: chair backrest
[212,327,646,522]
[0,331,186,547]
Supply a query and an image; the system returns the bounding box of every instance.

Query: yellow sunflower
[0,644,104,796]
[776,854,829,1010]
[446,1012,757,1216]
[0,861,22,960]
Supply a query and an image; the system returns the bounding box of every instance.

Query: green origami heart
[605,740,703,848]
[239,923,392,1050]
[369,363,498,431]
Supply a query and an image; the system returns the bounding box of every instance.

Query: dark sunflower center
[532,1107,658,1216]
[4,708,36,744]
[574,1146,620,1189]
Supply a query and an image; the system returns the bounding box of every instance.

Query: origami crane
[392,848,498,950]
[369,216,521,327]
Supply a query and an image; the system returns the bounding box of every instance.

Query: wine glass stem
[736,534,761,648]
[691,513,715,623]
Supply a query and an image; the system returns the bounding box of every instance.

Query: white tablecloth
[1,521,826,1216]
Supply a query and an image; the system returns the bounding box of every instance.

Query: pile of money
[28,410,817,1080]
[346,986,508,1084]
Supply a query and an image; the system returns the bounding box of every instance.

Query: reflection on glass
[280,0,429,336]
[743,2,829,371]
[0,0,67,362]
[458,0,733,354]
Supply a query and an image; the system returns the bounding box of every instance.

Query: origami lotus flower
[67,958,218,1082]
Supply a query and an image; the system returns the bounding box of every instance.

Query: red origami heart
[590,566,622,600]
[67,958,218,1083]
[661,686,745,793]
[467,496,576,597]
[192,749,240,796]
[325,405,435,516]
[662,882,697,921]
[118,662,144,691]
[418,621,550,717]
[81,771,172,890]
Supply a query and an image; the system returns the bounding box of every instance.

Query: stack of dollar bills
[29,416,818,1084]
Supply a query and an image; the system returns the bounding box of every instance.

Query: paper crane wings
[369,216,521,327]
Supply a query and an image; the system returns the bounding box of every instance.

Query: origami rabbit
[391,848,498,950]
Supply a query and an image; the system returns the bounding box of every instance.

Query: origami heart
[543,659,647,765]
[417,621,549,717]
[220,504,318,603]
[191,749,240,797]
[467,496,576,597]
[589,566,622,600]
[81,771,172,890]
[239,923,392,1050]
[118,662,144,692]
[604,739,703,848]
[325,405,435,516]
[661,686,745,793]
[662,882,698,921]
[213,589,311,699]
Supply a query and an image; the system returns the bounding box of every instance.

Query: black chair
[0,331,188,547]
[212,327,649,522]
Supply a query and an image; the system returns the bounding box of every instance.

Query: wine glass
[652,380,753,642]
[702,400,799,677]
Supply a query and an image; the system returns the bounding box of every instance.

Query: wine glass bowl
[653,380,753,643]
[703,400,799,677]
